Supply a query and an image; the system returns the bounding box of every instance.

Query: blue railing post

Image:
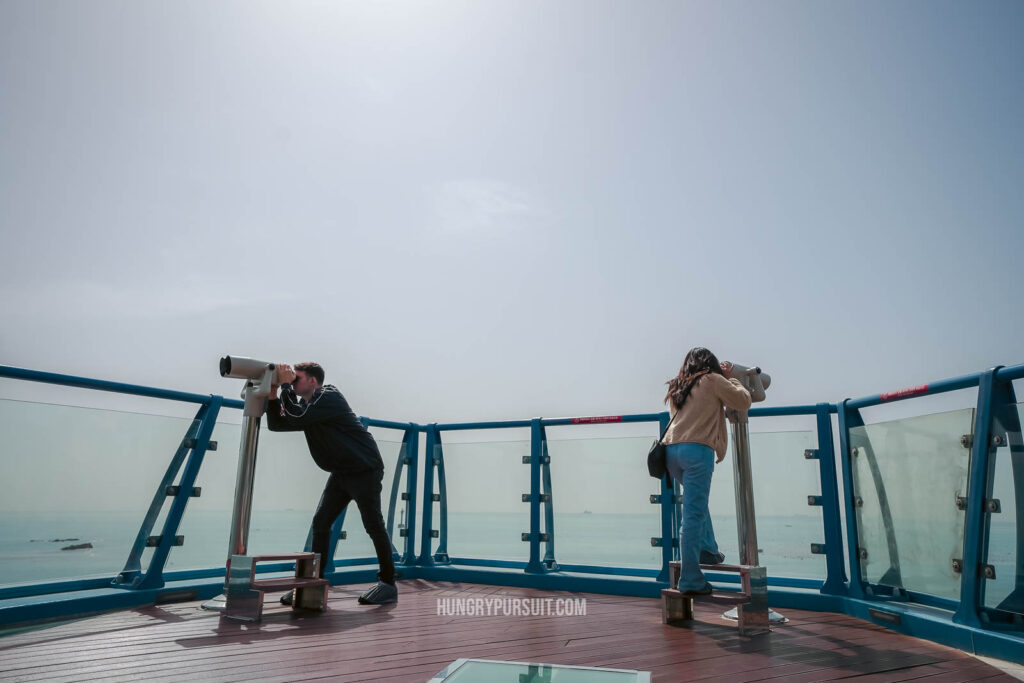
[837,399,867,600]
[383,428,412,560]
[954,367,1009,626]
[433,429,450,563]
[657,411,674,584]
[540,424,558,570]
[525,418,545,574]
[815,402,848,594]
[991,385,1024,618]
[993,379,1024,616]
[401,426,420,566]
[417,425,438,566]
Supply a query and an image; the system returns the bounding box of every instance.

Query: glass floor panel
[430,658,652,683]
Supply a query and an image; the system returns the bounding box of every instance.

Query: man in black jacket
[266,361,397,605]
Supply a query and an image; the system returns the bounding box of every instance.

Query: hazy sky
[2,0,1023,426]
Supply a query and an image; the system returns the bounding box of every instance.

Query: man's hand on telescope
[267,364,295,403]
[276,364,296,384]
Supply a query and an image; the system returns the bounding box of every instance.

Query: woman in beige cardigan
[663,347,751,595]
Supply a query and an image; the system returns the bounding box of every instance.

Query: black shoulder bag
[647,410,679,482]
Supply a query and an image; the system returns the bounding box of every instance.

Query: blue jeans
[665,443,721,592]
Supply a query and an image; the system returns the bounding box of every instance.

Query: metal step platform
[664,560,770,636]
[225,553,329,622]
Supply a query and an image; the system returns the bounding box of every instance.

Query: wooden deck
[0,580,1017,682]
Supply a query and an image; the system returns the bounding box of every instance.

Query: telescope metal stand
[202,371,331,620]
[724,414,787,626]
[201,406,263,612]
[665,561,771,636]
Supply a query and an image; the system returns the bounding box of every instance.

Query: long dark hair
[664,347,723,409]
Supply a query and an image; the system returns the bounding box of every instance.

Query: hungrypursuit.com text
[436,597,587,617]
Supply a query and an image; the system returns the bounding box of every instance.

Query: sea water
[1,510,1016,608]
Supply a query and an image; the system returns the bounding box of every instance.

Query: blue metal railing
[0,365,244,408]
[1,362,1022,663]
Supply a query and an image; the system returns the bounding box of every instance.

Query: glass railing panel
[175,420,406,571]
[545,436,662,569]
[849,408,973,600]
[705,430,822,580]
[435,439,531,561]
[170,420,238,572]
[983,402,1022,615]
[0,398,196,585]
[749,430,823,580]
[706,438,738,565]
[174,421,318,572]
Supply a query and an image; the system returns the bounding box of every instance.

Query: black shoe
[358,581,398,605]
[700,550,726,565]
[681,582,714,596]
[280,591,294,606]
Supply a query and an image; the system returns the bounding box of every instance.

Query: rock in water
[61,542,93,551]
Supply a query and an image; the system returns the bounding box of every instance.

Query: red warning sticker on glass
[571,415,623,424]
[880,384,929,401]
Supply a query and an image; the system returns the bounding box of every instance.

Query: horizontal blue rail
[749,405,832,417]
[362,418,418,431]
[845,362,1024,410]
[5,362,1018,427]
[0,365,245,410]
[435,419,534,431]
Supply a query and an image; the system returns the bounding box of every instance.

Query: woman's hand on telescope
[720,361,734,379]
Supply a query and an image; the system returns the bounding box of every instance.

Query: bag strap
[659,406,681,442]
[661,372,706,442]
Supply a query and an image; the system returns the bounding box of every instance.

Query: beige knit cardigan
[662,373,752,459]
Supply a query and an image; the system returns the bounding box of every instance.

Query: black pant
[311,468,395,583]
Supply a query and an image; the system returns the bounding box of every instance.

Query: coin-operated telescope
[220,355,278,417]
[203,356,278,613]
[721,362,785,627]
[725,363,771,423]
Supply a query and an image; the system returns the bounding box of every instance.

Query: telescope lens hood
[220,355,277,380]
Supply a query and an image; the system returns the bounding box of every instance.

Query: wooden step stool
[225,553,330,622]
[663,560,770,636]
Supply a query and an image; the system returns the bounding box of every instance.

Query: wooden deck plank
[18,598,662,679]
[0,614,966,683]
[0,580,1016,683]
[8,593,643,667]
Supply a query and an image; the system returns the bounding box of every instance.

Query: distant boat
[583,510,592,514]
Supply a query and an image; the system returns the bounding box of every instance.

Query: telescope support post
[731,416,760,567]
[202,379,270,612]
[227,414,261,558]
[724,410,787,625]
